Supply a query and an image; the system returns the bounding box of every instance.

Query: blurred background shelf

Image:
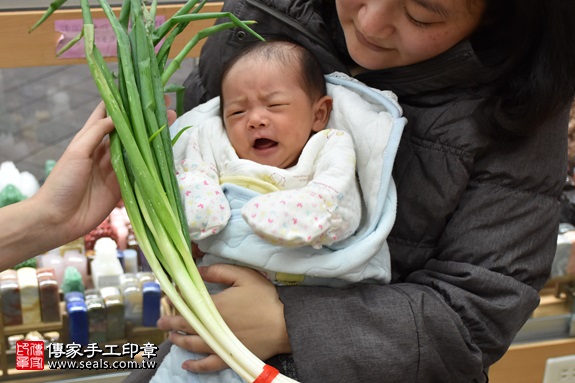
[0,2,223,68]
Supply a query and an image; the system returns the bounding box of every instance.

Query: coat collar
[354,40,487,98]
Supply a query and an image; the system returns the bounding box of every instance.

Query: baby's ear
[312,95,333,132]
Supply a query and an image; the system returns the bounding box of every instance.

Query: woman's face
[336,0,485,70]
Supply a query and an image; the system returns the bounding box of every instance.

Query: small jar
[17,267,41,324]
[66,300,89,345]
[142,281,161,327]
[85,292,107,344]
[0,269,22,326]
[121,279,143,327]
[100,286,125,341]
[36,268,61,323]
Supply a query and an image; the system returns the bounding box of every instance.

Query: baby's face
[222,57,327,169]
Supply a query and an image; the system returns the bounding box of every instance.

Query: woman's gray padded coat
[180,1,569,382]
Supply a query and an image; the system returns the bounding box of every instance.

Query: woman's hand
[34,102,121,243]
[35,102,177,244]
[0,100,177,270]
[157,264,291,373]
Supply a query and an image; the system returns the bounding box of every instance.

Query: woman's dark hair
[218,40,327,116]
[470,0,575,135]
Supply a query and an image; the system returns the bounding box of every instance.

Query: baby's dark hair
[219,40,327,115]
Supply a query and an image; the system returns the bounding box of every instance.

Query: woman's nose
[357,1,396,39]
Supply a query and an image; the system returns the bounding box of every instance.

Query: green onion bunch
[31,1,298,381]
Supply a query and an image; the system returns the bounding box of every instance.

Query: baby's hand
[242,188,343,249]
[176,160,231,240]
[191,242,205,259]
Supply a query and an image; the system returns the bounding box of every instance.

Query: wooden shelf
[0,2,223,68]
[2,321,63,337]
[489,283,575,383]
[0,300,166,381]
[489,337,575,383]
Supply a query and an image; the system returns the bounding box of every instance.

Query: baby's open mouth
[253,138,278,149]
